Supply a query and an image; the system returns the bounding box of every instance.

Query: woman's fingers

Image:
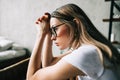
[36,13,50,24]
[35,17,44,24]
[35,12,51,34]
[41,13,51,22]
[45,12,51,21]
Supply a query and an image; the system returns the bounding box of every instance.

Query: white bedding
[0,36,28,62]
[0,39,14,51]
[0,49,26,62]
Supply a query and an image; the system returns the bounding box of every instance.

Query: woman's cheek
[57,28,69,37]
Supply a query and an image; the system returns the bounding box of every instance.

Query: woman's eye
[54,27,58,31]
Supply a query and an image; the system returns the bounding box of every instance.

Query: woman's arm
[27,56,83,80]
[26,33,46,80]
[26,13,51,80]
[41,33,53,67]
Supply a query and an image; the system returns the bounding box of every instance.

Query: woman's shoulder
[62,44,99,61]
[62,44,99,59]
[79,44,97,50]
[75,44,98,55]
[62,44,104,79]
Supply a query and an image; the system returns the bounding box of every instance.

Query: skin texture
[50,18,71,50]
[26,13,85,80]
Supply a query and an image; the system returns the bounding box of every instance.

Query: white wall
[0,0,119,55]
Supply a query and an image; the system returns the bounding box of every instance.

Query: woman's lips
[55,42,59,46]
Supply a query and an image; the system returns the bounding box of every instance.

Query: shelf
[103,18,120,22]
[104,0,120,40]
[105,0,119,1]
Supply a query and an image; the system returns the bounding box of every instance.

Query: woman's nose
[51,35,56,40]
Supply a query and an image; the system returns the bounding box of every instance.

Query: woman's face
[50,18,71,50]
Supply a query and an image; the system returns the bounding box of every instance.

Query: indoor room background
[0,0,120,56]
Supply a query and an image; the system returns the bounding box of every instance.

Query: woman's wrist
[46,32,51,37]
[36,32,46,38]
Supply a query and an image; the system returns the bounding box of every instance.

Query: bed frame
[0,58,29,80]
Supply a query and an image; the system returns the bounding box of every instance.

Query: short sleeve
[62,45,104,79]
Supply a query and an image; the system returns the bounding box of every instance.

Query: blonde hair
[51,3,120,64]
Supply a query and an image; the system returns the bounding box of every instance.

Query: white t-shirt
[62,45,118,80]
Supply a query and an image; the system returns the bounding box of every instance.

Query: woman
[27,4,120,80]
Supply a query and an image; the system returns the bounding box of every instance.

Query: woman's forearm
[27,33,46,80]
[42,33,53,67]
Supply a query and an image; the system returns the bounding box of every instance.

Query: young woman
[27,4,120,80]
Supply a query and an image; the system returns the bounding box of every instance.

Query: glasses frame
[50,23,65,37]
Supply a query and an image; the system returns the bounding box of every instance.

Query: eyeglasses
[50,23,65,37]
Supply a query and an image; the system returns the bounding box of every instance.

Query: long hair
[51,3,120,65]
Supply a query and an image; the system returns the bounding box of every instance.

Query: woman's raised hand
[36,12,51,34]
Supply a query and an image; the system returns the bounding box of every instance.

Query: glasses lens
[50,23,65,37]
[50,27,57,37]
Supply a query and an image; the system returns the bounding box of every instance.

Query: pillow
[0,39,14,51]
[12,43,25,50]
[0,49,26,61]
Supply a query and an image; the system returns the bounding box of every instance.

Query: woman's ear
[72,18,80,38]
[73,18,79,25]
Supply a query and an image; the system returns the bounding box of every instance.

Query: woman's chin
[59,47,64,50]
